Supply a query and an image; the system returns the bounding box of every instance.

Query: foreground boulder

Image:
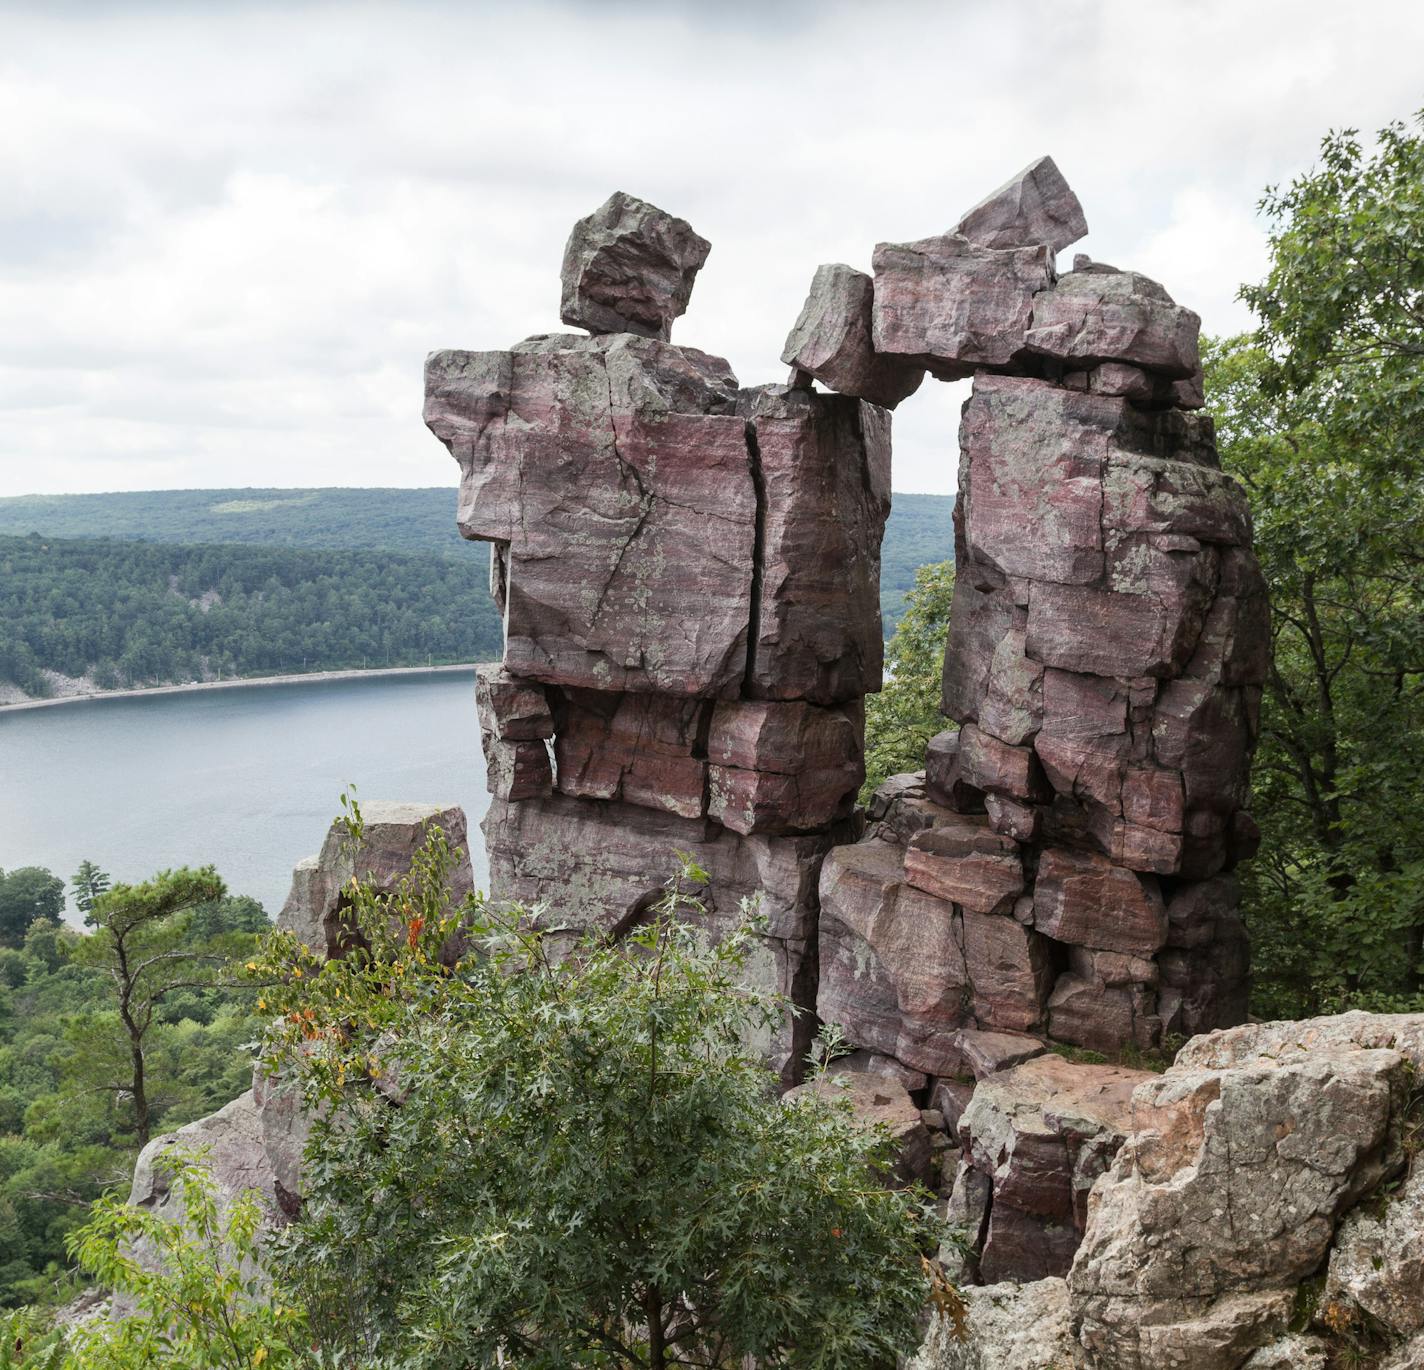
[909,1278,1085,1370]
[1070,1012,1424,1369]
[953,1054,1150,1282]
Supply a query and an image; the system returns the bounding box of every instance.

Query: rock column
[425,194,893,1081]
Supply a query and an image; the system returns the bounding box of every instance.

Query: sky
[2,0,1422,499]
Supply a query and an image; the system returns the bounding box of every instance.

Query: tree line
[0,536,505,697]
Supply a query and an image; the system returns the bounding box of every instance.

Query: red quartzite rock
[1156,874,1250,1036]
[779,263,924,409]
[1032,847,1168,958]
[474,664,554,741]
[978,624,1045,746]
[961,910,1053,1033]
[559,190,710,342]
[923,729,984,812]
[706,697,863,835]
[958,723,1051,804]
[425,333,755,698]
[958,1054,1151,1282]
[952,154,1089,254]
[740,384,892,703]
[1025,258,1202,379]
[938,1027,1046,1082]
[481,734,554,802]
[817,841,969,1074]
[552,689,707,820]
[941,551,1016,723]
[957,376,1117,586]
[903,815,1024,915]
[871,233,1054,380]
[1047,971,1161,1055]
[816,841,1051,1072]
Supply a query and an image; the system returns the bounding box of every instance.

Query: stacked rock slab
[780,157,1267,1279]
[426,192,891,1082]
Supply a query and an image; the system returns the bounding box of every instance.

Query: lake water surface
[0,673,490,921]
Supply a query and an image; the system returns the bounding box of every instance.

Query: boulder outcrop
[1069,1012,1424,1369]
[560,190,710,341]
[804,159,1261,1137]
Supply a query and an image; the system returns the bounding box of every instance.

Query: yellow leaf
[253,1348,268,1366]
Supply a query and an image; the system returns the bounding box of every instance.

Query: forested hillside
[0,535,503,697]
[0,488,953,698]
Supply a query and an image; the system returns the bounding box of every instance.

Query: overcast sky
[2,0,1422,500]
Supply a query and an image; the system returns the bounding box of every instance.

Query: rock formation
[424,161,1267,1278]
[808,160,1264,1101]
[427,195,891,1081]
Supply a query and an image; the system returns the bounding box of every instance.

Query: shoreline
[0,662,482,714]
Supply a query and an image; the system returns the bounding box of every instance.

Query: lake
[0,672,490,922]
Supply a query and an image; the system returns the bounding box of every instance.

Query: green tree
[0,870,65,950]
[862,560,955,801]
[254,813,950,1368]
[1206,110,1424,1015]
[69,865,109,926]
[62,1148,311,1369]
[70,871,230,1146]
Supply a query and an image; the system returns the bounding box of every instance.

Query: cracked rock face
[955,1054,1150,1283]
[871,234,1055,380]
[740,383,893,704]
[560,190,710,341]
[433,168,1261,1117]
[427,333,756,698]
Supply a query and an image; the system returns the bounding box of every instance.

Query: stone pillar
[424,193,893,1084]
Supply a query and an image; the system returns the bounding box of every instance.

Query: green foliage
[1208,110,1424,1017]
[880,495,955,629]
[0,534,503,697]
[1241,110,1424,441]
[0,868,268,1308]
[252,810,946,1368]
[862,561,955,801]
[63,1148,311,1369]
[69,867,109,927]
[0,871,65,949]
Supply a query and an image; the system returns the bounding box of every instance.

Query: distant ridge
[0,487,955,624]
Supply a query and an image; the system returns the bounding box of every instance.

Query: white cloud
[1,0,1422,498]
